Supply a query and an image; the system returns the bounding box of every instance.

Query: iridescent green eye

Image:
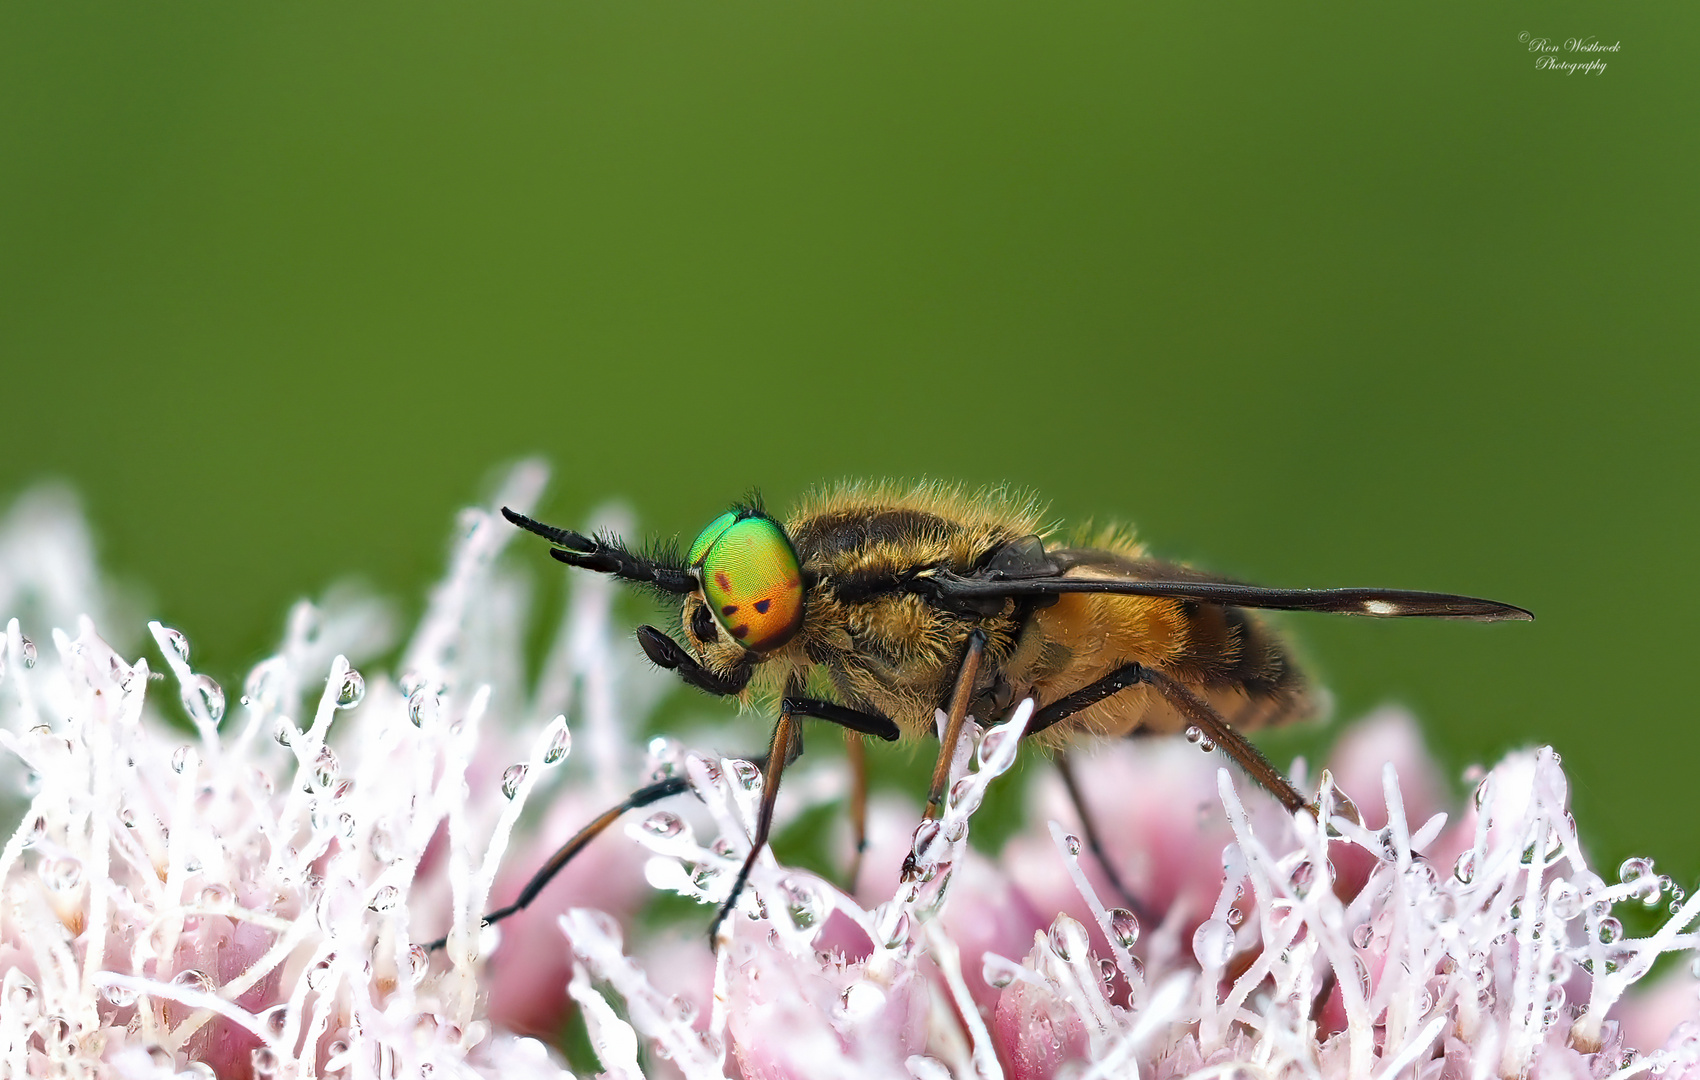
[692,515,804,652]
[688,512,738,567]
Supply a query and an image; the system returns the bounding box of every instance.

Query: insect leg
[1028,663,1310,816]
[781,697,901,742]
[845,731,868,893]
[636,625,752,697]
[423,775,691,953]
[923,628,989,821]
[708,701,799,946]
[1055,751,1149,920]
[1144,669,1310,815]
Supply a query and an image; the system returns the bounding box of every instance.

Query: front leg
[637,625,752,697]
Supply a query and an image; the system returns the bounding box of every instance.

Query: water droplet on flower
[943,818,967,843]
[41,857,82,892]
[368,885,400,912]
[910,819,942,863]
[306,958,335,991]
[1226,906,1245,927]
[172,969,213,994]
[882,909,911,948]
[103,982,139,1007]
[408,688,437,728]
[1453,851,1477,884]
[258,1005,290,1039]
[1351,922,1374,949]
[181,675,225,725]
[1192,918,1236,968]
[783,878,822,930]
[161,627,191,665]
[1048,915,1090,963]
[730,759,762,791]
[1184,725,1204,744]
[406,945,429,986]
[542,719,572,764]
[982,955,1023,989]
[1597,916,1623,944]
[273,717,298,747]
[197,883,232,907]
[642,812,684,838]
[501,764,528,800]
[335,668,365,708]
[976,727,1012,769]
[21,815,45,848]
[7,976,38,1012]
[1620,856,1654,884]
[1063,833,1082,857]
[313,747,340,789]
[20,635,37,668]
[840,980,886,1021]
[947,776,981,815]
[251,1047,280,1079]
[1108,907,1140,948]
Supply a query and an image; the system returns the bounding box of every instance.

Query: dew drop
[21,815,45,848]
[976,727,1012,769]
[368,885,400,913]
[1597,917,1623,944]
[260,1005,290,1039]
[542,720,572,764]
[1226,906,1245,927]
[501,764,528,800]
[172,969,213,994]
[947,776,982,815]
[982,954,1023,989]
[1453,851,1477,884]
[1351,922,1374,949]
[181,675,225,725]
[273,717,298,747]
[406,945,430,986]
[7,976,38,1012]
[642,812,684,838]
[20,635,37,668]
[161,627,191,665]
[243,657,288,711]
[882,910,911,948]
[197,883,232,907]
[1063,833,1082,857]
[41,856,82,892]
[171,745,196,774]
[251,1047,280,1079]
[1108,907,1140,948]
[782,878,822,930]
[910,819,943,862]
[1192,918,1236,968]
[840,980,886,1021]
[1620,856,1654,884]
[1184,725,1204,744]
[335,668,365,709]
[103,982,139,1007]
[730,759,762,791]
[313,748,340,789]
[407,688,437,728]
[1048,915,1090,963]
[306,958,335,991]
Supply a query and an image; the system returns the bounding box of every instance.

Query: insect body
[438,482,1529,950]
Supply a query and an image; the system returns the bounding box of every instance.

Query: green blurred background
[4,3,1695,887]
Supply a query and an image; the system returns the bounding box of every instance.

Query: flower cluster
[2,467,1698,1079]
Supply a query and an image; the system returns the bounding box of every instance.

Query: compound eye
[697,517,804,652]
[688,512,738,567]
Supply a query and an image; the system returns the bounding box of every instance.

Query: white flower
[3,466,1699,1079]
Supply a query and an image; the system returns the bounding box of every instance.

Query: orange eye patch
[692,515,804,652]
